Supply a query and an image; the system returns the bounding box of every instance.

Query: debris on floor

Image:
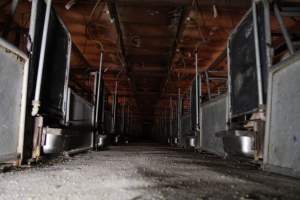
[1,144,299,200]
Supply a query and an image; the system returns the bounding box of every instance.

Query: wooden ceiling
[0,0,253,121]
[107,0,193,117]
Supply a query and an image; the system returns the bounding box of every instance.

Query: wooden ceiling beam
[71,42,93,70]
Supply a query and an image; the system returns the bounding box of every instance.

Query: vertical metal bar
[164,109,167,139]
[62,30,71,125]
[111,95,114,133]
[66,88,71,125]
[161,113,163,137]
[177,87,181,141]
[92,72,98,116]
[122,98,125,133]
[127,104,130,133]
[199,73,202,104]
[170,97,173,141]
[162,111,164,138]
[95,52,103,128]
[226,40,232,124]
[205,71,211,100]
[17,0,37,164]
[102,89,107,126]
[101,89,105,125]
[17,59,29,164]
[189,86,192,129]
[27,0,38,51]
[91,75,96,148]
[198,68,202,148]
[252,0,264,107]
[32,0,52,116]
[274,3,295,55]
[112,81,118,133]
[91,73,97,133]
[195,51,199,132]
[115,82,118,131]
[263,0,273,68]
[128,107,131,134]
[161,114,163,138]
[11,0,20,15]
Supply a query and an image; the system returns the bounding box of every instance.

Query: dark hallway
[1,0,300,199]
[1,144,300,200]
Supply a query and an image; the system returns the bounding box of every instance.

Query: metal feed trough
[42,127,64,154]
[0,38,29,165]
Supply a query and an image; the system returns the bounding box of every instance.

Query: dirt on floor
[0,143,300,200]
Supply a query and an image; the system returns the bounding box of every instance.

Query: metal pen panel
[264,52,300,178]
[30,0,71,123]
[200,95,227,156]
[64,89,93,151]
[0,38,29,164]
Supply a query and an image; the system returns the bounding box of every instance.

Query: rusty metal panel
[0,38,28,164]
[200,95,227,156]
[264,52,300,178]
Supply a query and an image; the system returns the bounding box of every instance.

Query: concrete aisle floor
[1,144,300,200]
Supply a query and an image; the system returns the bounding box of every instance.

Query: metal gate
[228,3,268,118]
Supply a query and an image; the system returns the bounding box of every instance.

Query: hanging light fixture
[213,4,218,18]
[65,0,77,10]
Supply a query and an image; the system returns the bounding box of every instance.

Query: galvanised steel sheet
[264,52,300,178]
[64,89,94,151]
[0,38,29,164]
[200,95,227,156]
